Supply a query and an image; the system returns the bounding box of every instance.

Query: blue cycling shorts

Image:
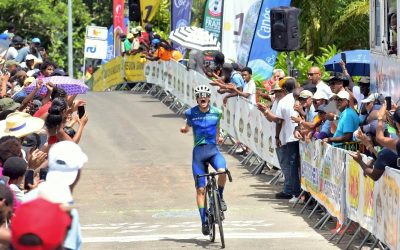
[192,144,227,188]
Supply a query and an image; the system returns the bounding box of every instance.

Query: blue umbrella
[324,50,370,76]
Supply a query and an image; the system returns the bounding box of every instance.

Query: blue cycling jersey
[184,105,222,147]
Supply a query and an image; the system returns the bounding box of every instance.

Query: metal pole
[68,0,73,76]
[286,51,292,76]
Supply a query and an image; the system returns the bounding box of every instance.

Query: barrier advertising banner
[300,141,346,223]
[247,0,291,83]
[141,60,400,248]
[202,0,223,42]
[171,0,193,55]
[374,168,400,250]
[140,0,161,24]
[124,55,146,82]
[345,155,376,232]
[92,55,145,91]
[346,155,400,249]
[221,0,260,63]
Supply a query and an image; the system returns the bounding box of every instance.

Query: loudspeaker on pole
[270,7,301,51]
[129,0,141,22]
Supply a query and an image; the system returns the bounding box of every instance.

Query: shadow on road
[160,238,221,249]
[152,113,181,119]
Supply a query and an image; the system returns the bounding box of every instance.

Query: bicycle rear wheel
[213,190,225,248]
[206,187,215,242]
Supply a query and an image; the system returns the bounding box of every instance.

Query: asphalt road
[75,91,341,250]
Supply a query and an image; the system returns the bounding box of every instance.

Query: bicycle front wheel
[206,187,215,242]
[213,190,225,248]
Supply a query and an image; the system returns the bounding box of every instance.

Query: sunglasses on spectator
[307,72,318,76]
[336,98,347,102]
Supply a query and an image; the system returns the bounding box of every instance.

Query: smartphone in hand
[341,52,346,64]
[385,96,392,111]
[39,168,48,181]
[24,169,35,190]
[78,106,85,119]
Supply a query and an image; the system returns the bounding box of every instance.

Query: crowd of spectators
[0,24,89,249]
[190,49,400,204]
[119,24,183,62]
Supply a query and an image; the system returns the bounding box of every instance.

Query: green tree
[151,0,171,39]
[291,0,369,57]
[0,0,92,76]
[83,0,113,28]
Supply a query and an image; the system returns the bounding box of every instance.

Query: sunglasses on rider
[195,93,211,98]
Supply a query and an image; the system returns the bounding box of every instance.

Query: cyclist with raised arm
[180,85,227,236]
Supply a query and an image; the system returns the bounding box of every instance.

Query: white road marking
[81,226,121,230]
[117,229,156,234]
[83,232,319,243]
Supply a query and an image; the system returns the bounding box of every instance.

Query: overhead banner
[221,0,260,63]
[140,0,161,24]
[171,0,193,55]
[300,141,346,223]
[247,0,291,83]
[202,0,223,42]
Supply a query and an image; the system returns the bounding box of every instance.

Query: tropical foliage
[274,45,340,84]
[291,0,369,56]
[0,0,370,77]
[0,0,108,76]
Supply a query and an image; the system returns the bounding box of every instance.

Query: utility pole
[68,0,73,76]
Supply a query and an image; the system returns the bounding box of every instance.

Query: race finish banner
[171,0,193,55]
[140,0,161,24]
[300,141,346,223]
[221,0,260,63]
[247,0,291,83]
[92,55,145,91]
[202,0,223,42]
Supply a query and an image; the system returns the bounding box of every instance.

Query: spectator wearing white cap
[15,38,42,63]
[47,141,87,250]
[292,90,316,141]
[124,33,134,55]
[293,91,333,140]
[322,90,359,147]
[19,54,40,73]
[131,28,141,51]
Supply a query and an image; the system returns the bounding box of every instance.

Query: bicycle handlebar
[196,169,233,182]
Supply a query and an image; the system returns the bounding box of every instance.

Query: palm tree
[292,0,369,56]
